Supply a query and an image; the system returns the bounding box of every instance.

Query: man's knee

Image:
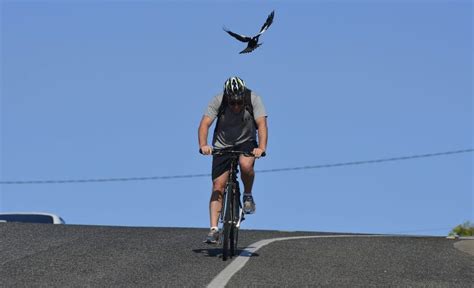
[212,172,228,191]
[240,161,255,176]
[211,176,227,200]
[212,179,226,192]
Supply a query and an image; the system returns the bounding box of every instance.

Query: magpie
[223,10,275,54]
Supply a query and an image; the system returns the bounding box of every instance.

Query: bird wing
[258,10,274,35]
[239,43,262,54]
[223,27,251,42]
[239,46,255,54]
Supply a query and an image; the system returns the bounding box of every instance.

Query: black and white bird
[223,10,275,54]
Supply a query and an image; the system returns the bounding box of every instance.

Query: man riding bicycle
[198,76,268,244]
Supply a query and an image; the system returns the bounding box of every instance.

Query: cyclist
[198,76,268,243]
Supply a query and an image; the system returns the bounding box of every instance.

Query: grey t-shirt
[204,91,267,149]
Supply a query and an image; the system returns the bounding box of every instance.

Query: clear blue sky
[1,1,472,236]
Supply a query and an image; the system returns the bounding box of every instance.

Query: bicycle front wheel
[222,222,231,261]
[231,226,239,256]
[222,183,233,261]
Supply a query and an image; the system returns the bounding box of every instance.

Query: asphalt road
[0,223,472,287]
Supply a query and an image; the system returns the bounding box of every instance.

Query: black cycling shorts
[212,141,257,180]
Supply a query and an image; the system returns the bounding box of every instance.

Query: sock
[211,226,218,232]
[243,193,252,198]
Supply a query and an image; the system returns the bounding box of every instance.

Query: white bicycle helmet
[224,76,246,100]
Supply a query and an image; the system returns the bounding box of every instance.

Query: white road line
[207,234,391,288]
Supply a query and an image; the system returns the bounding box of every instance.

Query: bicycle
[200,148,265,261]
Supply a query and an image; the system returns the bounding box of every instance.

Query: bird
[223,10,275,54]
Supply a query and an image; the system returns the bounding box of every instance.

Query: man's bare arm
[198,115,214,154]
[255,116,268,152]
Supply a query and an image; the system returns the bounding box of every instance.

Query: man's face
[228,98,244,113]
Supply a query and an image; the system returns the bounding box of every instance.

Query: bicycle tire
[232,226,239,256]
[229,224,235,257]
[222,183,233,261]
[222,222,230,261]
[231,183,241,256]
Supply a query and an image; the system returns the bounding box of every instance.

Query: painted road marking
[207,234,396,288]
[454,240,474,256]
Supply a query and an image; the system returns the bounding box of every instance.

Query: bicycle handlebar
[199,148,266,157]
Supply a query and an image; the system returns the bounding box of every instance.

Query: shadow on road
[193,248,222,258]
[193,248,259,258]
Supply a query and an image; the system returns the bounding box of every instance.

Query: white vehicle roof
[0,212,65,224]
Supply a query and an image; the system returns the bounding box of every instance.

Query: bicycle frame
[219,151,243,261]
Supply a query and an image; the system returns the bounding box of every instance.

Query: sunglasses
[229,100,244,106]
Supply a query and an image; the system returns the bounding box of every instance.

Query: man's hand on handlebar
[200,147,266,158]
[252,148,266,158]
[200,145,213,155]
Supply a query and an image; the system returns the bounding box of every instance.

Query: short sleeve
[251,92,267,119]
[204,94,224,121]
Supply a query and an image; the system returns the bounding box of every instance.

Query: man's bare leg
[210,171,229,228]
